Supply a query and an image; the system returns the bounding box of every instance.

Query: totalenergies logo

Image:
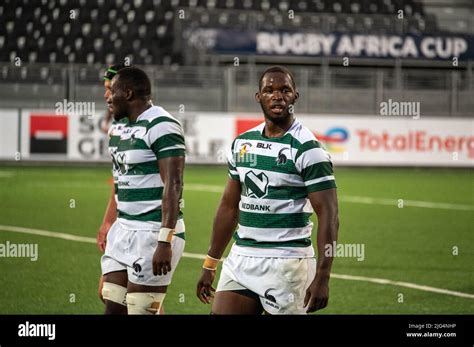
[314,127,349,153]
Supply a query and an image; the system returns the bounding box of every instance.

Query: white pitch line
[331,274,474,299]
[0,225,204,261]
[0,225,97,243]
[186,183,225,193]
[339,195,474,211]
[0,224,473,300]
[22,181,474,211]
[185,184,474,211]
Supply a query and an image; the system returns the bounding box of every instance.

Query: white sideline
[0,224,473,300]
[185,184,474,211]
[19,181,474,211]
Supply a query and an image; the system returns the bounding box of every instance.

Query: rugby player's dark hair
[258,66,296,91]
[114,67,151,100]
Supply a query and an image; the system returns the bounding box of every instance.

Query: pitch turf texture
[0,165,472,314]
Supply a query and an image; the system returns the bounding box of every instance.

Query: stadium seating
[0,0,443,67]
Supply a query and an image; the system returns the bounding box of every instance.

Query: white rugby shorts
[216,250,316,314]
[101,219,185,286]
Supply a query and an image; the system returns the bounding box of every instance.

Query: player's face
[107,77,128,121]
[103,80,113,114]
[104,80,111,102]
[256,72,298,122]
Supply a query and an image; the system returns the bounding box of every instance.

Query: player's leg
[100,221,129,314]
[212,289,263,314]
[257,257,317,315]
[213,256,264,314]
[126,283,168,314]
[125,227,185,314]
[102,270,128,314]
[98,275,105,303]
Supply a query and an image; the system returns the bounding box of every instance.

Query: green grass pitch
[0,164,472,314]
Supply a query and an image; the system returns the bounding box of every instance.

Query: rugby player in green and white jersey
[197,66,339,314]
[97,64,129,306]
[97,64,127,255]
[101,67,186,315]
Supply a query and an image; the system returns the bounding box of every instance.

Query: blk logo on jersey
[257,142,272,150]
[244,171,269,198]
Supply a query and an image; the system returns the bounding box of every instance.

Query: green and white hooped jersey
[108,118,128,202]
[111,106,185,231]
[228,119,336,258]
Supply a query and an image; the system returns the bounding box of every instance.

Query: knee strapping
[126,292,166,315]
[101,282,127,306]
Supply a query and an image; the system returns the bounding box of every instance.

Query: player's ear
[255,92,261,104]
[294,90,299,103]
[124,89,133,101]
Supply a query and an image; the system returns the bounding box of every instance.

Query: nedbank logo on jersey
[244,171,269,198]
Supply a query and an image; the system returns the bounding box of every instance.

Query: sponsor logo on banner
[76,114,110,159]
[192,28,474,61]
[356,129,474,158]
[314,127,349,153]
[236,118,262,137]
[234,116,474,164]
[29,114,68,154]
[256,32,470,60]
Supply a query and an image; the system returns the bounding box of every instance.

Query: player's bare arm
[97,182,117,252]
[196,178,241,304]
[97,183,118,302]
[152,155,185,276]
[304,188,339,313]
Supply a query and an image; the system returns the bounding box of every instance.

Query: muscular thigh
[103,270,128,287]
[212,290,263,315]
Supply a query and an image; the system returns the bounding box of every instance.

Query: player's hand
[303,277,329,313]
[196,268,216,304]
[98,275,105,304]
[97,222,112,252]
[152,242,172,276]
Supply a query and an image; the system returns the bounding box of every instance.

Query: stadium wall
[1,109,473,167]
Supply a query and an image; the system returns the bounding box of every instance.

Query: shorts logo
[264,288,277,303]
[263,288,280,309]
[132,261,142,273]
[244,171,269,198]
[276,148,289,165]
